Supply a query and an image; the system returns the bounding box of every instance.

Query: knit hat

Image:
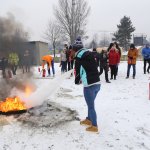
[72,36,83,51]
[130,44,135,49]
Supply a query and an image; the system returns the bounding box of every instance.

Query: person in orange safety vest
[42,55,55,77]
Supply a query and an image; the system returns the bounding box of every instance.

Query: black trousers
[144,59,150,73]
[23,65,30,73]
[11,65,17,75]
[70,60,74,69]
[66,61,71,71]
[109,65,117,79]
[100,66,109,81]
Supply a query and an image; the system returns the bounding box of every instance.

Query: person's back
[142,45,150,59]
[99,50,108,67]
[141,44,150,74]
[75,48,100,86]
[8,52,19,65]
[42,55,53,64]
[42,55,54,76]
[92,48,100,67]
[73,36,100,133]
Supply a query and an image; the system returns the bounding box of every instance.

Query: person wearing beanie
[73,37,101,133]
[142,44,150,74]
[126,44,138,79]
[99,49,111,83]
[92,48,100,67]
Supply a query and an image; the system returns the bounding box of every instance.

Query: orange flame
[0,97,27,112]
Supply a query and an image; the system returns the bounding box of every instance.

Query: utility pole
[71,0,75,44]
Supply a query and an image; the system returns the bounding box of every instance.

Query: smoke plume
[0,13,28,57]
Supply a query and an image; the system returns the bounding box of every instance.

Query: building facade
[26,41,49,65]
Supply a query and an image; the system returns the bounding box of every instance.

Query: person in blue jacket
[142,44,150,74]
[73,37,100,133]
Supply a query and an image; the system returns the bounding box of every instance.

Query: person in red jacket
[114,42,121,76]
[108,43,120,80]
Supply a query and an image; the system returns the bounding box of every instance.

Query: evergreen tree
[113,16,135,51]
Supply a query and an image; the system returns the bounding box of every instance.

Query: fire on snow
[0,86,32,113]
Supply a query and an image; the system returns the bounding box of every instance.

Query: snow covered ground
[1,61,150,150]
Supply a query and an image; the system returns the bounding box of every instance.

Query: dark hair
[114,42,120,50]
[69,45,72,50]
[93,48,96,52]
[114,42,121,55]
[107,43,114,52]
[130,44,135,49]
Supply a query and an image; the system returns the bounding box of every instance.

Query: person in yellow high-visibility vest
[8,52,19,75]
[42,55,55,77]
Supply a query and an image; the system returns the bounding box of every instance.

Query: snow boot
[80,119,92,126]
[86,125,98,133]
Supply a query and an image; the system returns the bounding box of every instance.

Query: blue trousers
[61,61,67,73]
[48,60,55,75]
[83,84,100,126]
[127,64,136,77]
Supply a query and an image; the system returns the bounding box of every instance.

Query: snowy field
[0,61,150,150]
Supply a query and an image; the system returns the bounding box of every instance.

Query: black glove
[129,56,133,59]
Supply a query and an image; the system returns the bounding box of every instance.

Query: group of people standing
[72,36,150,133]
[0,49,31,78]
[60,44,75,73]
[92,42,121,83]
[93,42,141,82]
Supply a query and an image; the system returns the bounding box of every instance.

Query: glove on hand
[129,56,133,59]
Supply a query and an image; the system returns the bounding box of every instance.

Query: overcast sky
[0,0,150,42]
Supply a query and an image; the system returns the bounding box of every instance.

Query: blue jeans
[127,64,136,77]
[61,61,67,73]
[84,84,101,126]
[48,60,55,75]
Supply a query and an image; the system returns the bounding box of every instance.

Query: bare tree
[44,20,62,57]
[54,0,90,44]
[89,34,98,49]
[99,36,110,47]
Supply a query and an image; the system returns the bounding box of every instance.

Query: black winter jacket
[99,51,109,68]
[75,48,100,86]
